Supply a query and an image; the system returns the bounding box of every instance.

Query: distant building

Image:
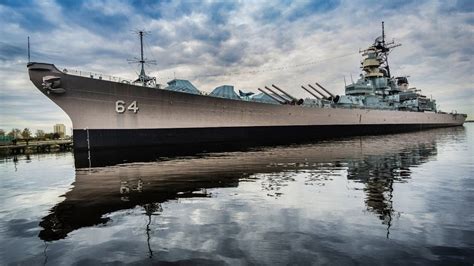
[53,124,66,138]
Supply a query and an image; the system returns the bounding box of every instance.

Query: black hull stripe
[73,124,461,150]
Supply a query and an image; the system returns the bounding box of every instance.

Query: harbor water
[0,125,473,265]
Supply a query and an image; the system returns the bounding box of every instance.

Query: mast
[139,31,145,80]
[128,30,156,86]
[382,21,391,78]
[378,22,401,78]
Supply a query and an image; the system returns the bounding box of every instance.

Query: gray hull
[28,63,466,150]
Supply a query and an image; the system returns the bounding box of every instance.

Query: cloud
[0,0,472,133]
[0,42,25,61]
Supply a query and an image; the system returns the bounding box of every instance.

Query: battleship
[28,23,466,150]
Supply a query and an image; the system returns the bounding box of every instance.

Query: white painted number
[115,100,139,113]
[127,101,139,113]
[115,100,125,113]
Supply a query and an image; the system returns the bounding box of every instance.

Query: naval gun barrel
[301,85,321,100]
[272,84,304,105]
[264,86,290,103]
[258,88,286,104]
[308,84,329,99]
[315,82,336,98]
[271,84,297,101]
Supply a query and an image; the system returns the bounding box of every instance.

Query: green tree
[22,128,32,145]
[21,128,31,139]
[45,133,55,139]
[0,129,5,137]
[52,132,60,140]
[8,128,21,139]
[35,129,45,139]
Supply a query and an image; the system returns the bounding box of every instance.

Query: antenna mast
[382,21,385,44]
[128,30,156,86]
[378,21,401,78]
[382,21,391,78]
[139,31,145,78]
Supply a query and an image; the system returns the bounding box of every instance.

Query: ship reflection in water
[32,126,472,264]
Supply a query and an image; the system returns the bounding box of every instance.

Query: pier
[0,140,73,155]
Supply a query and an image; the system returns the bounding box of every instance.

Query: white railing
[60,67,134,84]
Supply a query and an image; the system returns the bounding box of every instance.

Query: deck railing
[60,67,134,84]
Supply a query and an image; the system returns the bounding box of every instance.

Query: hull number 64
[115,100,139,113]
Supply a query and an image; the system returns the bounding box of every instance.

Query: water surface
[0,125,473,265]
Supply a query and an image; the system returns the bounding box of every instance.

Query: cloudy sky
[0,0,472,134]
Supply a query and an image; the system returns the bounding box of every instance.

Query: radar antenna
[128,30,157,86]
[375,22,401,78]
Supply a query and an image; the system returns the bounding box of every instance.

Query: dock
[0,140,73,155]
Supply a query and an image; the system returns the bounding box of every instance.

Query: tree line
[0,128,62,142]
